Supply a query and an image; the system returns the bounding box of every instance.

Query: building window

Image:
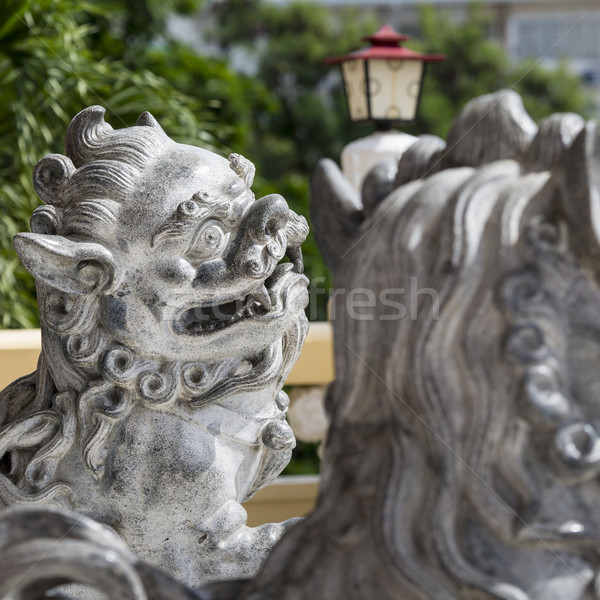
[510,13,600,63]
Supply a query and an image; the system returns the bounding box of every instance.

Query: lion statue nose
[245,194,290,244]
[235,195,291,279]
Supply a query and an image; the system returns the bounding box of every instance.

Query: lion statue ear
[13,233,117,295]
[136,111,164,131]
[562,121,600,264]
[310,158,364,276]
[32,154,75,207]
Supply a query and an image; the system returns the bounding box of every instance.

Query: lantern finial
[362,24,409,45]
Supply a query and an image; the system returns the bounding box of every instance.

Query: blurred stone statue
[260,90,600,600]
[0,106,309,588]
[4,89,600,600]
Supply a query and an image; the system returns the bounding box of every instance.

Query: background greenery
[0,0,594,329]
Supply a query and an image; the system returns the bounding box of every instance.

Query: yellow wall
[0,329,41,388]
[286,321,334,385]
[243,475,320,526]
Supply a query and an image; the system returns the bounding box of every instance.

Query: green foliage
[282,440,321,475]
[210,0,378,175]
[0,0,223,328]
[85,0,206,66]
[142,42,274,151]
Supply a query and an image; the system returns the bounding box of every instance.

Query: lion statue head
[242,91,600,600]
[0,107,309,586]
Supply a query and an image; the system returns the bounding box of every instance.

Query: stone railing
[0,322,333,525]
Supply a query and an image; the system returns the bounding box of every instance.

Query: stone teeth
[252,284,272,310]
[269,290,277,306]
[286,245,304,274]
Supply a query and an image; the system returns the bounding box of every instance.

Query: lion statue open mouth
[0,106,309,587]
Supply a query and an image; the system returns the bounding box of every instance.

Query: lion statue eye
[202,226,222,247]
[186,221,228,262]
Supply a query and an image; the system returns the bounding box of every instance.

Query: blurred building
[271,0,600,88]
[170,0,600,105]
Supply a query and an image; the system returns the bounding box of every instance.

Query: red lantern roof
[325,24,445,64]
[362,24,409,45]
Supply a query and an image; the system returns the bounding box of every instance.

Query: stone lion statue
[0,107,309,588]
[3,90,600,600]
[242,91,600,600]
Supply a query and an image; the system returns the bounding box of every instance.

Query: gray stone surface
[0,505,210,600]
[0,107,309,589]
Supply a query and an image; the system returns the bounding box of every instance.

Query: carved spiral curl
[65,330,106,367]
[505,324,549,363]
[76,259,113,293]
[499,269,544,314]
[32,154,75,207]
[180,363,209,395]
[137,367,178,406]
[103,346,137,384]
[30,205,61,235]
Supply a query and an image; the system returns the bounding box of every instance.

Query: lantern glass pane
[367,59,423,121]
[342,60,368,121]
